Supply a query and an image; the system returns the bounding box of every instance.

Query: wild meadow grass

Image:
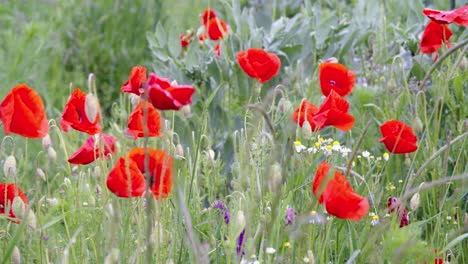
[1,0,467,263]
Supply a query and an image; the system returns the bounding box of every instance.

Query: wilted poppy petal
[121,66,147,95]
[237,48,281,83]
[106,157,146,198]
[423,6,468,27]
[60,88,101,135]
[147,73,195,111]
[0,84,49,138]
[420,21,452,54]
[0,183,28,224]
[319,61,355,97]
[126,101,162,139]
[68,133,118,165]
[378,120,418,154]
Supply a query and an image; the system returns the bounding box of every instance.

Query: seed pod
[278,98,292,113]
[12,196,26,220]
[175,144,184,159]
[412,117,423,134]
[11,246,21,264]
[301,121,312,139]
[27,209,37,230]
[236,210,246,231]
[207,149,215,161]
[36,168,46,181]
[42,134,52,149]
[3,155,16,178]
[181,105,191,118]
[47,147,57,161]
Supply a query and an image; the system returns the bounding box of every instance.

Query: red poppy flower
[420,21,452,54]
[292,99,319,130]
[313,90,355,131]
[68,133,118,165]
[206,17,229,40]
[423,6,468,27]
[60,88,101,135]
[378,120,418,154]
[319,60,355,97]
[180,32,192,48]
[237,48,281,83]
[106,147,172,199]
[147,73,195,111]
[126,101,162,139]
[121,66,147,96]
[202,9,217,26]
[0,183,28,224]
[0,84,49,138]
[312,162,369,221]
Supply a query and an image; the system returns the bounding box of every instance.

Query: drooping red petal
[312,162,368,221]
[0,183,28,223]
[423,6,468,27]
[0,84,49,138]
[236,48,281,83]
[147,73,195,111]
[313,90,355,131]
[319,61,355,97]
[106,157,146,198]
[121,66,147,95]
[206,17,229,40]
[60,88,101,135]
[68,133,118,165]
[126,101,162,139]
[292,99,319,131]
[420,21,452,54]
[378,120,418,154]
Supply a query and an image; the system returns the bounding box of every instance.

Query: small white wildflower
[362,151,370,158]
[370,213,379,226]
[265,247,276,254]
[332,141,341,151]
[63,177,71,186]
[294,141,307,153]
[307,147,318,154]
[383,152,389,161]
[340,147,352,158]
[303,257,310,263]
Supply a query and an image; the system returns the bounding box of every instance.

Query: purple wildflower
[236,229,245,256]
[212,200,230,224]
[386,197,409,228]
[285,207,298,226]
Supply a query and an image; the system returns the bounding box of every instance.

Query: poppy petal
[378,120,418,154]
[319,61,355,97]
[0,183,28,223]
[423,6,468,27]
[237,48,281,83]
[68,134,118,165]
[106,157,146,198]
[126,101,162,139]
[420,21,452,54]
[60,88,101,135]
[121,66,147,95]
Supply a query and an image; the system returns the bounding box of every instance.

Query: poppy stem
[344,120,372,179]
[418,38,468,91]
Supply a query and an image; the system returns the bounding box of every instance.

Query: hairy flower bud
[412,117,423,134]
[301,121,312,139]
[181,105,192,118]
[48,147,57,161]
[12,196,26,220]
[268,163,282,193]
[175,144,184,159]
[36,168,46,181]
[3,155,16,178]
[85,93,100,123]
[11,246,21,264]
[42,134,52,149]
[410,192,420,211]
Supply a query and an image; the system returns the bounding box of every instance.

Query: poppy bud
[181,105,192,118]
[27,209,37,229]
[278,98,292,113]
[42,134,52,149]
[89,195,96,207]
[412,117,423,134]
[129,93,140,108]
[12,196,26,219]
[36,168,46,181]
[104,248,120,264]
[268,162,282,193]
[11,246,21,264]
[460,56,468,71]
[207,149,216,161]
[236,210,246,231]
[301,121,313,139]
[48,147,57,161]
[175,144,184,159]
[85,93,100,123]
[3,155,16,178]
[410,192,420,211]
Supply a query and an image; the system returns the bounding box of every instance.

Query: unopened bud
[175,144,184,159]
[268,163,282,193]
[104,248,120,264]
[42,134,52,149]
[236,210,246,231]
[36,168,46,181]
[278,98,292,113]
[307,250,315,264]
[27,209,37,229]
[3,155,16,178]
[410,193,420,211]
[207,149,215,161]
[11,246,21,264]
[181,105,192,118]
[12,196,26,220]
[85,93,100,123]
[93,166,101,179]
[412,117,423,134]
[48,147,57,161]
[196,26,206,38]
[129,93,140,107]
[46,198,59,206]
[301,121,312,139]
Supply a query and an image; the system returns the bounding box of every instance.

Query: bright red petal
[126,101,162,139]
[106,157,146,198]
[0,84,49,138]
[68,134,118,165]
[379,120,418,154]
[121,66,147,95]
[202,9,217,25]
[292,99,319,130]
[147,73,195,111]
[207,18,228,40]
[319,62,355,97]
[423,6,468,27]
[60,88,101,135]
[314,90,355,131]
[420,21,452,54]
